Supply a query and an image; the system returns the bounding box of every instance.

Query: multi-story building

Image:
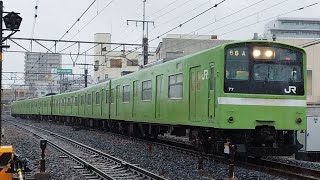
[93,33,156,83]
[264,17,320,39]
[155,34,232,61]
[24,52,62,96]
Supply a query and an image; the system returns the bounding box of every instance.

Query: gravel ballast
[5,116,296,179]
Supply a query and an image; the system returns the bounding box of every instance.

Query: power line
[150,0,213,31]
[155,1,320,56]
[58,0,97,41]
[145,0,290,56]
[30,0,40,40]
[147,0,181,19]
[149,0,194,21]
[148,0,227,43]
[58,0,115,52]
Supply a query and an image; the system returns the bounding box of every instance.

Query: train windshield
[224,45,304,95]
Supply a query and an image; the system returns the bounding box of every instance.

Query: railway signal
[0,1,22,145]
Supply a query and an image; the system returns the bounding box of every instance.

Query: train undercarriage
[14,114,302,157]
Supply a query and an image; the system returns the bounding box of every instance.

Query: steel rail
[5,119,166,180]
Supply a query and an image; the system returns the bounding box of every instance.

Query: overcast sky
[2,0,319,85]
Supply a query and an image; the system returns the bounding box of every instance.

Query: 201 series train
[11,40,307,157]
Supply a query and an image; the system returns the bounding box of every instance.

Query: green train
[11,40,306,156]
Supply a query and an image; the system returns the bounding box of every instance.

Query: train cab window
[123,85,130,102]
[87,94,92,105]
[96,92,100,104]
[142,80,152,101]
[210,65,215,90]
[225,47,249,80]
[169,73,183,99]
[106,90,109,103]
[111,89,115,103]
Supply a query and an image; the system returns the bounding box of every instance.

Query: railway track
[6,117,320,179]
[4,119,166,180]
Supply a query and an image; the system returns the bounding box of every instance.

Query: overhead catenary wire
[58,0,115,53]
[23,0,98,83]
[149,0,291,54]
[154,1,320,57]
[31,0,40,40]
[124,0,227,57]
[58,0,97,41]
[148,0,227,43]
[126,1,317,61]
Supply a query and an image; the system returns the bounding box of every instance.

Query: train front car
[218,41,306,157]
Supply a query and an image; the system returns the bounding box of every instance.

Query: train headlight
[252,47,275,59]
[228,117,234,123]
[253,49,261,58]
[296,118,302,124]
[264,50,273,58]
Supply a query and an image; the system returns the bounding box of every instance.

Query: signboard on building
[51,68,72,74]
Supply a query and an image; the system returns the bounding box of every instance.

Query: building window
[96,92,100,104]
[105,74,108,79]
[307,70,312,95]
[110,89,115,103]
[87,94,92,105]
[123,85,130,102]
[127,59,139,66]
[110,59,122,68]
[142,80,152,101]
[169,73,183,99]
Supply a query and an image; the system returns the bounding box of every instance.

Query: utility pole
[0,1,22,145]
[127,0,154,65]
[0,1,3,145]
[76,63,90,87]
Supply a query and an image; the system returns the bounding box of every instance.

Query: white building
[24,52,62,96]
[264,17,320,39]
[93,33,156,83]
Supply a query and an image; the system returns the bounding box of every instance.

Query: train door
[116,85,120,117]
[156,75,163,119]
[208,64,215,123]
[189,66,201,121]
[132,80,138,118]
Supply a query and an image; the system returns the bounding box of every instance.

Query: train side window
[96,92,100,104]
[197,71,201,91]
[106,90,109,103]
[74,96,78,105]
[81,96,84,105]
[210,65,215,90]
[110,89,115,103]
[87,94,92,105]
[169,73,183,99]
[67,98,71,106]
[123,85,130,102]
[142,80,152,101]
